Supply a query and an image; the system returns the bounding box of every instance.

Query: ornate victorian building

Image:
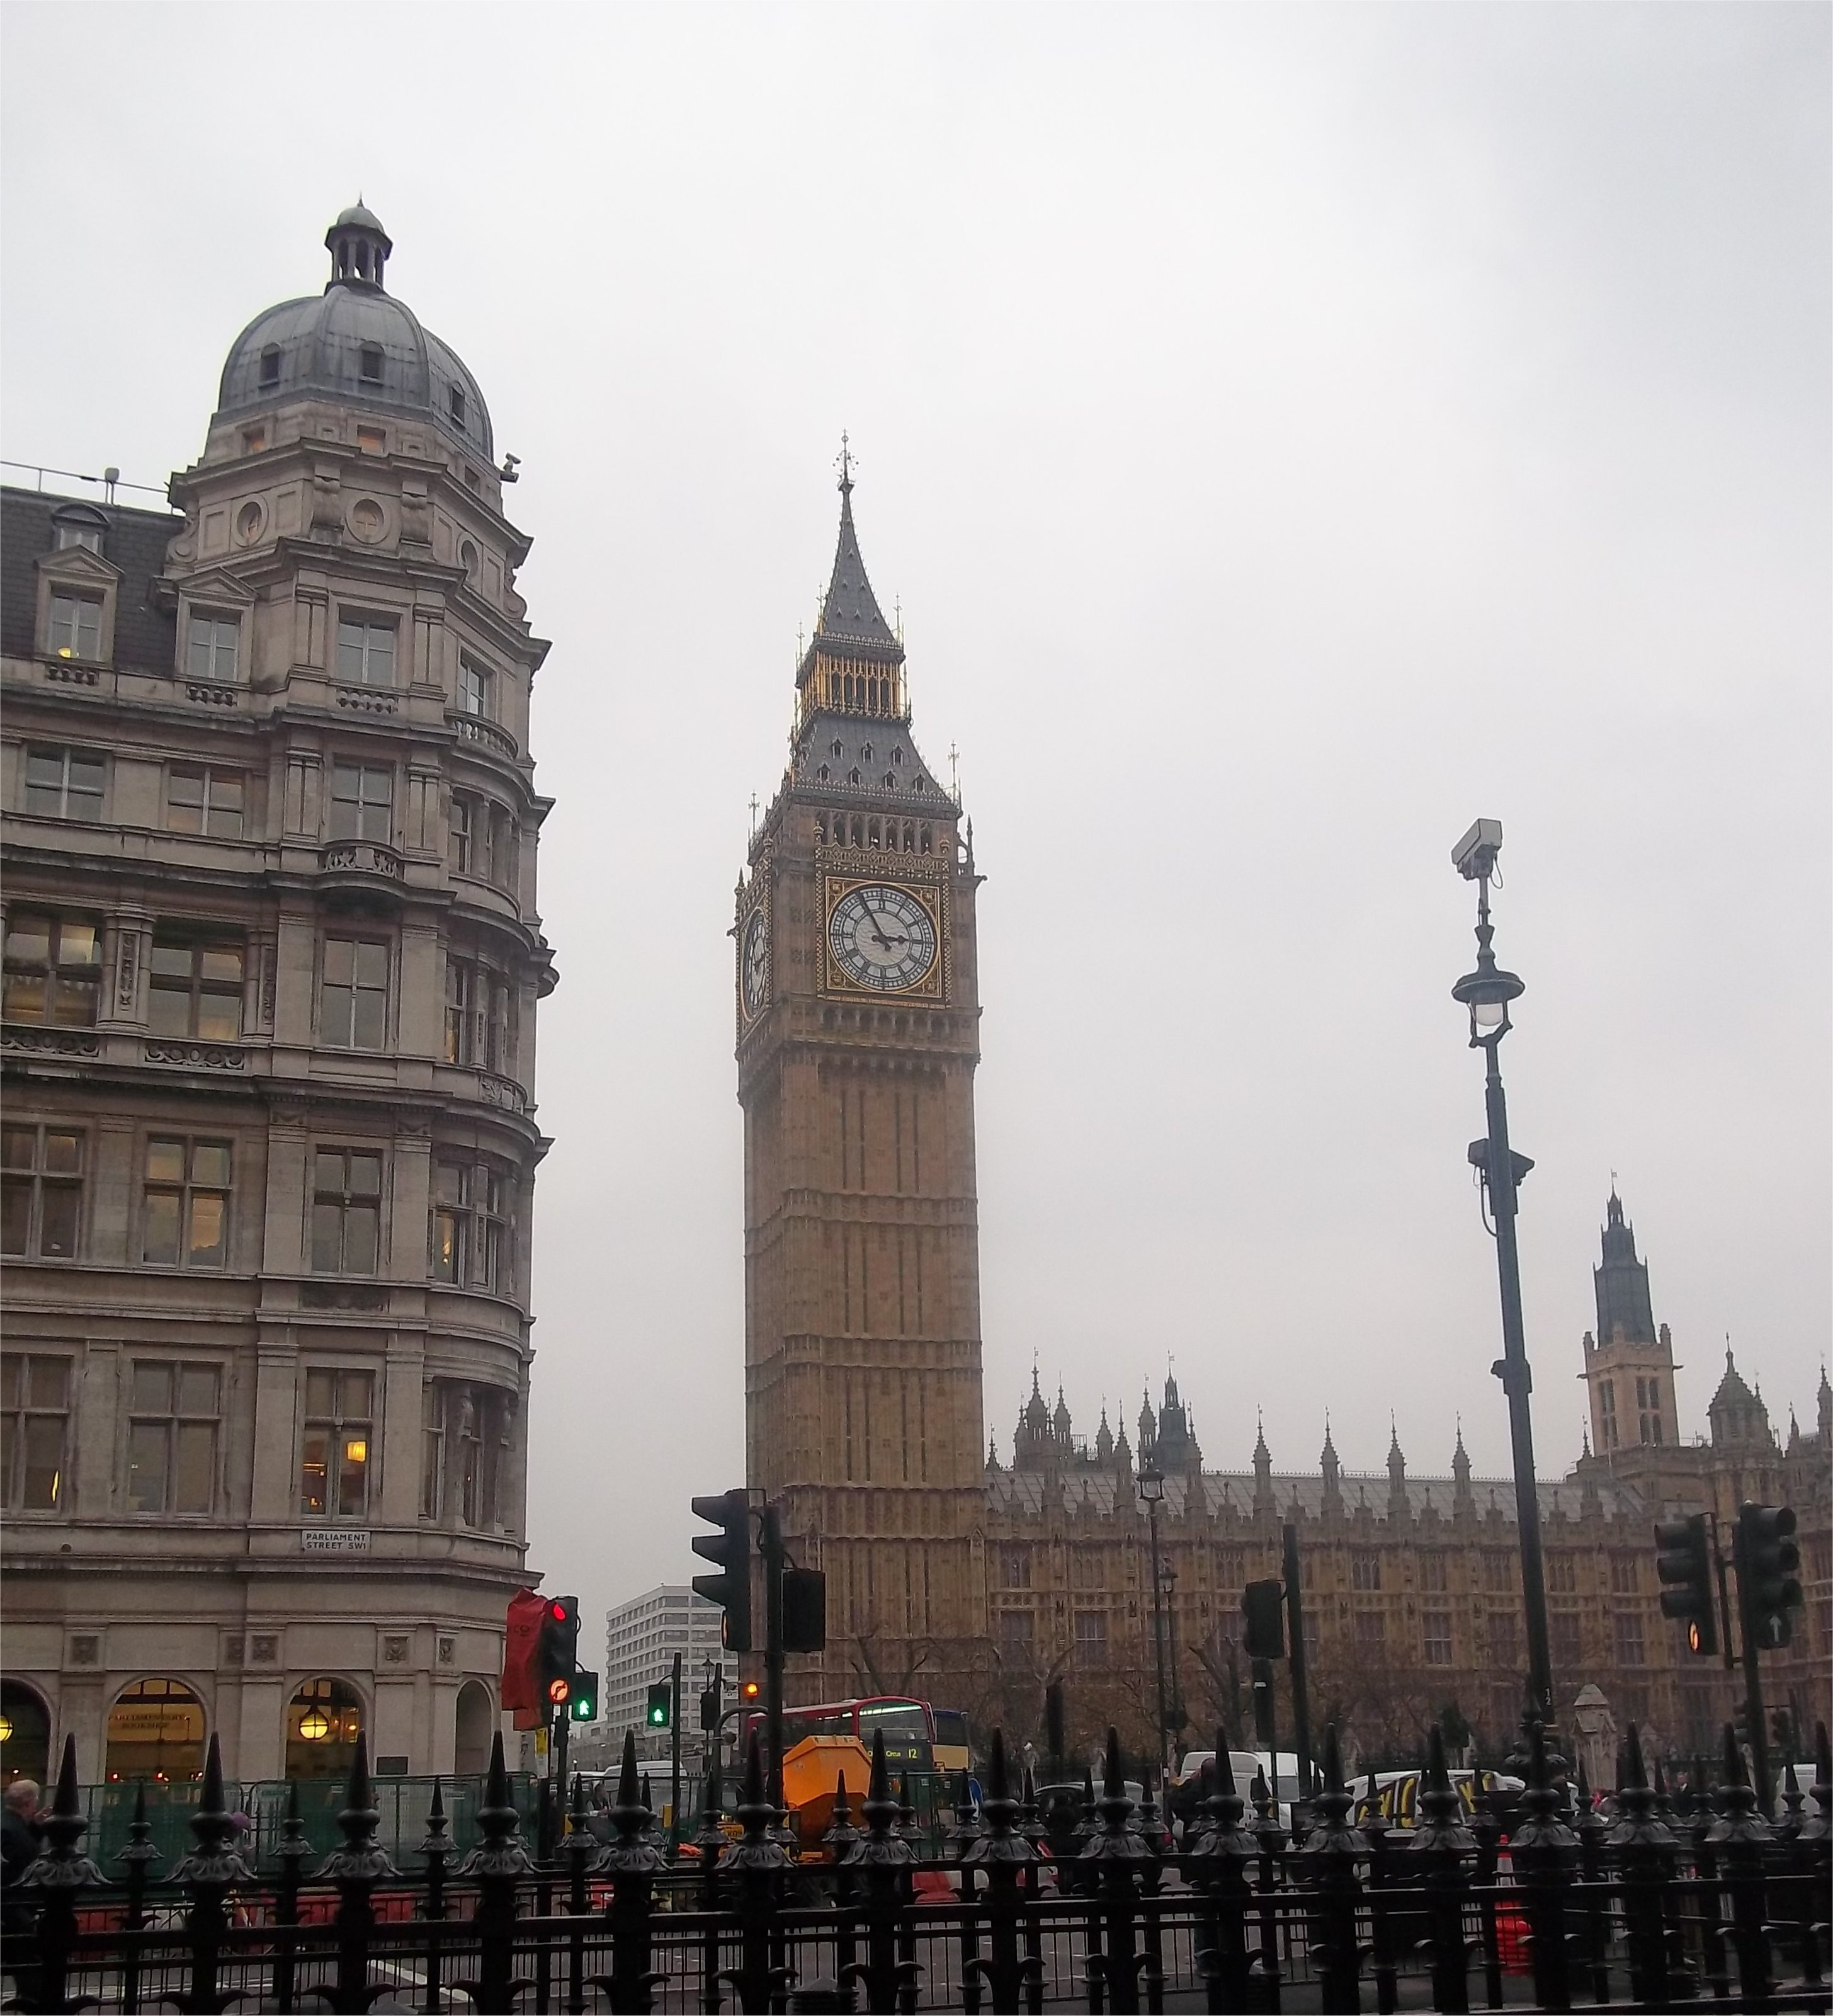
[1,207,555,1787]
[737,483,1829,1764]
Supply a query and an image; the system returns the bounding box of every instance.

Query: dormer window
[186,613,240,684]
[47,592,102,662]
[831,740,843,760]
[860,744,874,763]
[52,523,101,555]
[358,344,384,385]
[448,385,467,424]
[259,346,281,389]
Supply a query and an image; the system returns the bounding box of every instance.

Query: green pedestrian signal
[569,1669,599,1723]
[645,1680,671,1729]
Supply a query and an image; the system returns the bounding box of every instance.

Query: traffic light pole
[1732,1518,1773,1818]
[1282,1522,1314,1812]
[669,1651,683,1859]
[761,1502,786,1816]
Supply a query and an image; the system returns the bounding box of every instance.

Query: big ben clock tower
[735,458,989,1703]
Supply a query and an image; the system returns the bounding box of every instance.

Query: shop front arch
[453,1679,493,1777]
[285,1676,365,1780]
[0,1678,52,1787]
[105,1677,207,1782]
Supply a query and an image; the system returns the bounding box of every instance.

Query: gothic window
[1,1127,83,1261]
[310,1149,383,1274]
[831,740,843,760]
[149,937,244,1040]
[1350,1552,1381,1592]
[166,765,244,838]
[1073,1610,1108,1666]
[892,748,904,765]
[817,765,830,783]
[141,1139,231,1268]
[1550,1610,1582,1668]
[1,1353,69,1511]
[999,1546,1031,1590]
[849,769,860,786]
[1546,1554,1577,1593]
[1419,1552,1447,1592]
[868,819,881,847]
[919,826,933,853]
[1609,1556,1638,1595]
[861,744,873,764]
[1486,1612,1519,1666]
[300,1367,373,1517]
[997,1609,1034,1654]
[1422,1611,1453,1665]
[125,1361,220,1515]
[3,913,101,1026]
[1482,1551,1512,1593]
[23,746,105,821]
[1354,1609,1385,1646]
[1611,1611,1646,1667]
[1599,1379,1618,1449]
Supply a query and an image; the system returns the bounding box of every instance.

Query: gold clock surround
[820,871,946,1001]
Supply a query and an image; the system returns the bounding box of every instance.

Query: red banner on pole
[502,1586,548,1729]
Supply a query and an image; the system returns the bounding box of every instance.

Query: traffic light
[645,1681,671,1729]
[739,1678,761,1706]
[691,1488,753,1653]
[782,1567,827,1653]
[1654,1512,1718,1656]
[1737,1503,1802,1649]
[537,1595,580,1712]
[569,1670,599,1723]
[1242,1580,1285,1661]
[700,1663,723,1733]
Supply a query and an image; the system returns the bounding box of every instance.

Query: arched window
[817,765,830,784]
[0,1678,52,1788]
[868,821,881,848]
[455,1680,494,1776]
[851,817,864,847]
[861,744,873,765]
[849,769,860,787]
[831,740,844,760]
[106,1677,206,1784]
[920,826,933,854]
[902,824,915,851]
[287,1676,365,1780]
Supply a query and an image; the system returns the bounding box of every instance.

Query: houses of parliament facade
[739,481,1832,1764]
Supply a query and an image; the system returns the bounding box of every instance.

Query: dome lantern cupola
[326,201,393,290]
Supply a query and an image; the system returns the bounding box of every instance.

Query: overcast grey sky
[4,4,1827,1647]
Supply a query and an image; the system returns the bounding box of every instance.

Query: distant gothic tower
[1580,1190,1680,1454]
[735,462,988,1700]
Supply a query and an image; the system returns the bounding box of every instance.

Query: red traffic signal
[537,1594,581,1714]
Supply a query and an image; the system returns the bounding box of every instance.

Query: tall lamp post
[1450,819,1556,1746]
[1138,1466,1172,1780]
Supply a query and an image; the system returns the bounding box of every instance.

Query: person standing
[1,1779,44,1995]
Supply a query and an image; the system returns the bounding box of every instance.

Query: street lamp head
[1137,1467,1165,1506]
[1453,959,1525,1045]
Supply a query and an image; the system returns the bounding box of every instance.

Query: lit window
[1,1353,70,1511]
[300,1367,373,1517]
[186,613,240,683]
[47,591,102,661]
[311,1149,383,1275]
[430,1157,514,1292]
[125,1361,220,1515]
[149,938,244,1042]
[0,1126,83,1261]
[328,761,392,842]
[165,765,244,840]
[23,746,105,821]
[336,618,396,686]
[443,955,512,1071]
[320,937,389,1050]
[142,1139,231,1269]
[3,913,101,1027]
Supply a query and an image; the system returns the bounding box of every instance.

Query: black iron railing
[6,1716,1828,2014]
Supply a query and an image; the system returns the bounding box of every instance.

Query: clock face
[827,884,938,993]
[741,907,770,1017]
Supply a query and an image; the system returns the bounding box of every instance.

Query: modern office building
[603,1585,725,1766]
[0,203,557,1788]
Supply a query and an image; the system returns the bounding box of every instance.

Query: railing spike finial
[1426,1721,1451,1793]
[619,1726,640,1808]
[987,1727,1009,1802]
[1623,1720,1649,1792]
[1323,1722,1346,1796]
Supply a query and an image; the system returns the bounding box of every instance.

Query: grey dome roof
[214,206,492,462]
